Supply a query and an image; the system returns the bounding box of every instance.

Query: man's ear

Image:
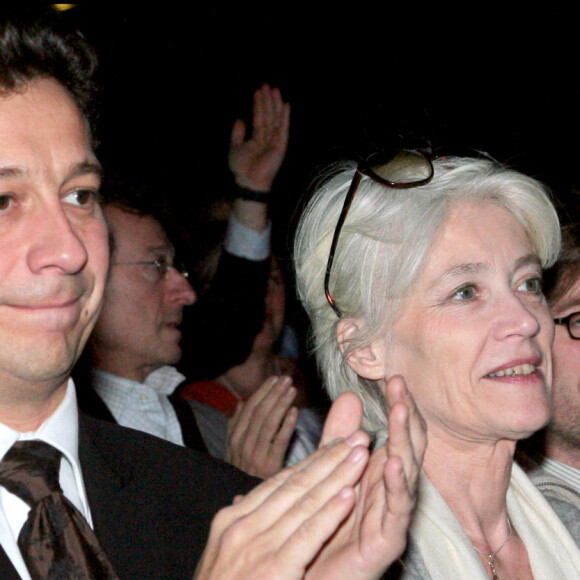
[336,319,386,381]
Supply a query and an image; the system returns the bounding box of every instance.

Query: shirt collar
[0,379,80,465]
[93,365,185,395]
[0,379,92,525]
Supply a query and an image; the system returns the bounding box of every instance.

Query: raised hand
[195,431,371,580]
[229,84,290,193]
[306,376,427,579]
[225,376,298,478]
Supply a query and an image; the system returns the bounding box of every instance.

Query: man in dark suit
[0,20,255,579]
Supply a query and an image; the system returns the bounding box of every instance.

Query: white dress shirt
[224,214,270,261]
[92,366,186,446]
[0,380,92,580]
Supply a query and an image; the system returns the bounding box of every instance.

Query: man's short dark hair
[99,172,173,260]
[544,222,580,306]
[0,19,99,140]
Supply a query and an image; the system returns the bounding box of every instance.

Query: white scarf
[410,462,580,579]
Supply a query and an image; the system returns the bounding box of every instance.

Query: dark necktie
[0,440,119,580]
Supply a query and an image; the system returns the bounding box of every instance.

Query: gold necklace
[472,518,512,580]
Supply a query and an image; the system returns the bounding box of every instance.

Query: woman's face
[377,202,554,443]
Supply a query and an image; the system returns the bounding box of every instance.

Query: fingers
[385,376,426,491]
[231,376,296,449]
[197,438,369,579]
[302,411,419,579]
[252,84,265,139]
[230,117,246,147]
[354,453,414,571]
[244,376,296,451]
[225,432,369,523]
[228,377,286,439]
[383,455,415,520]
[320,392,367,447]
[236,441,369,542]
[263,487,356,574]
[225,376,299,477]
[270,405,299,463]
[228,83,289,193]
[252,84,288,147]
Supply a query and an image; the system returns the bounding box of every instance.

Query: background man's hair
[544,221,580,306]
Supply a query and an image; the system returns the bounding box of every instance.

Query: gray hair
[294,156,561,440]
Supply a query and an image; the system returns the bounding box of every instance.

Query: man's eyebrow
[65,161,103,181]
[0,161,103,181]
[516,253,542,270]
[0,165,24,179]
[552,297,580,314]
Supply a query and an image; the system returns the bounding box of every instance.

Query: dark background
[3,5,577,394]
[4,5,580,257]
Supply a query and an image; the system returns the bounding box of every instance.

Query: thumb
[320,392,364,446]
[230,118,246,147]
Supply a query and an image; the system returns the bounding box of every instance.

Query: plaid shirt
[92,366,186,446]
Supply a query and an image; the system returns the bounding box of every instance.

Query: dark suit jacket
[0,414,258,579]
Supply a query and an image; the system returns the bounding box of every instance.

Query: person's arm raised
[229,84,290,233]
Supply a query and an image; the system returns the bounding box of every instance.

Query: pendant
[487,555,500,580]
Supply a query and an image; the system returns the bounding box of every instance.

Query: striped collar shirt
[541,456,580,493]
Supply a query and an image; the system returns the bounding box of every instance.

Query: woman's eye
[453,285,477,301]
[519,277,543,295]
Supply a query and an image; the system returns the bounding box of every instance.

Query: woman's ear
[336,319,386,381]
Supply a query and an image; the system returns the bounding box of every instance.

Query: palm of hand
[229,129,286,192]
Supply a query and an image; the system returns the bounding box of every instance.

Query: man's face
[0,78,108,398]
[548,278,580,452]
[91,206,196,382]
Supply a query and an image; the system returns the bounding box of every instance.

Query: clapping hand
[195,431,371,579]
[225,376,298,478]
[306,376,427,579]
[195,376,426,580]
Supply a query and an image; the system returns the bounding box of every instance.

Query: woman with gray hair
[294,153,580,578]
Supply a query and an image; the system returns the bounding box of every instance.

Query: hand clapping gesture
[196,376,426,579]
[306,376,427,579]
[225,376,298,478]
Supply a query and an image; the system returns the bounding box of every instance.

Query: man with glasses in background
[520,221,580,541]
[77,84,295,458]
